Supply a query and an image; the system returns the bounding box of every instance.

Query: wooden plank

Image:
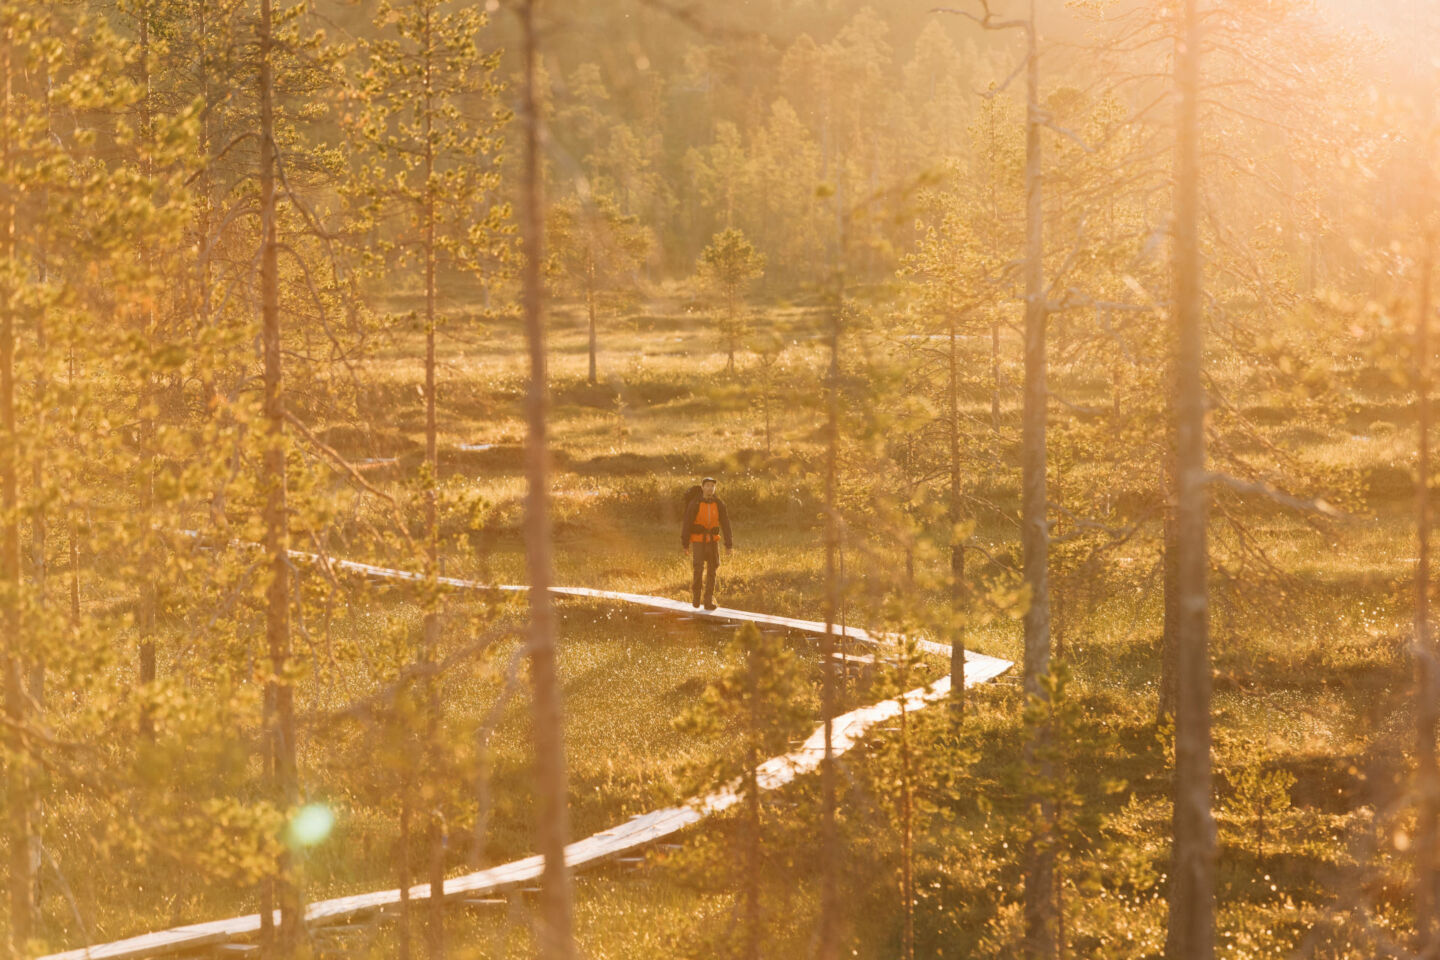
[318,555,956,659]
[827,652,875,666]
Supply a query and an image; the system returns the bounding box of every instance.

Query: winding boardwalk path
[40,552,1011,960]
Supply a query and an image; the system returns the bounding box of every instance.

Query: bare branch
[1204,471,1345,519]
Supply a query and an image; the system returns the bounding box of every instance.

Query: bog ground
[27,302,1417,957]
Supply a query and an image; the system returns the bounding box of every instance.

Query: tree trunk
[1159,451,1179,722]
[991,319,1001,434]
[29,272,45,710]
[762,368,771,455]
[518,5,576,957]
[989,98,1003,439]
[421,14,447,954]
[2,27,35,948]
[68,345,79,628]
[258,0,300,949]
[138,2,156,743]
[1163,0,1215,954]
[726,287,737,375]
[949,315,966,718]
[745,657,761,960]
[900,691,915,960]
[399,792,413,960]
[817,271,842,960]
[427,811,446,957]
[1414,234,1438,952]
[586,269,597,386]
[1019,2,1056,955]
[27,19,54,713]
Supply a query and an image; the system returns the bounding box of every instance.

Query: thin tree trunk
[68,344,79,628]
[199,0,228,530]
[258,0,300,948]
[400,792,414,960]
[421,11,447,954]
[586,268,597,386]
[1163,0,1215,953]
[28,24,54,712]
[427,811,446,955]
[817,270,842,960]
[949,315,965,717]
[989,99,1002,439]
[726,288,737,374]
[1415,233,1438,952]
[138,463,156,739]
[899,689,915,960]
[745,656,761,960]
[29,262,45,710]
[1056,852,1066,960]
[991,319,1001,434]
[1159,451,1179,722]
[137,2,157,743]
[2,25,35,949]
[762,367,772,455]
[1019,1,1056,954]
[1052,467,1065,666]
[518,4,576,957]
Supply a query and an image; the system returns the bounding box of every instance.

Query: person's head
[701,477,717,497]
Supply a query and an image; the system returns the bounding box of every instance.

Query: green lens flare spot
[288,804,335,848]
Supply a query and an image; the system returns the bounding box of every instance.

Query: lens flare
[288,804,335,848]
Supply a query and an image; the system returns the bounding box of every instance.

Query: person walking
[681,476,733,610]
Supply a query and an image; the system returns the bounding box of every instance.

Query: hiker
[681,476,732,610]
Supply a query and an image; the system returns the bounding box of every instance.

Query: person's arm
[719,499,733,549]
[681,498,695,549]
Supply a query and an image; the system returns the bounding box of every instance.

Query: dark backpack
[680,484,702,519]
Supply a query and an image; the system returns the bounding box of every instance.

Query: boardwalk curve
[39,550,1011,960]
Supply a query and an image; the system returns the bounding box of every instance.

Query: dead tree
[517,2,577,957]
[932,1,1052,949]
[1163,0,1216,955]
[1015,1,1055,950]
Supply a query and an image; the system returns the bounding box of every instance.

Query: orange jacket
[681,496,732,547]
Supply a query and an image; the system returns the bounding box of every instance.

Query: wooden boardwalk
[306,551,959,658]
[40,551,1011,960]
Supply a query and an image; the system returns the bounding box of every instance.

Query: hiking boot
[704,603,718,611]
[692,600,701,609]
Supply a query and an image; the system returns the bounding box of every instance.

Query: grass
[23,301,1427,958]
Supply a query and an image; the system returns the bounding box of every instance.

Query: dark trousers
[691,541,719,605]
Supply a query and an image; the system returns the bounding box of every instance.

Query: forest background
[2,0,1439,958]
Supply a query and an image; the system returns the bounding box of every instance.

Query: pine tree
[0,1,189,945]
[348,5,507,950]
[548,193,651,385]
[697,227,764,374]
[676,623,808,960]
